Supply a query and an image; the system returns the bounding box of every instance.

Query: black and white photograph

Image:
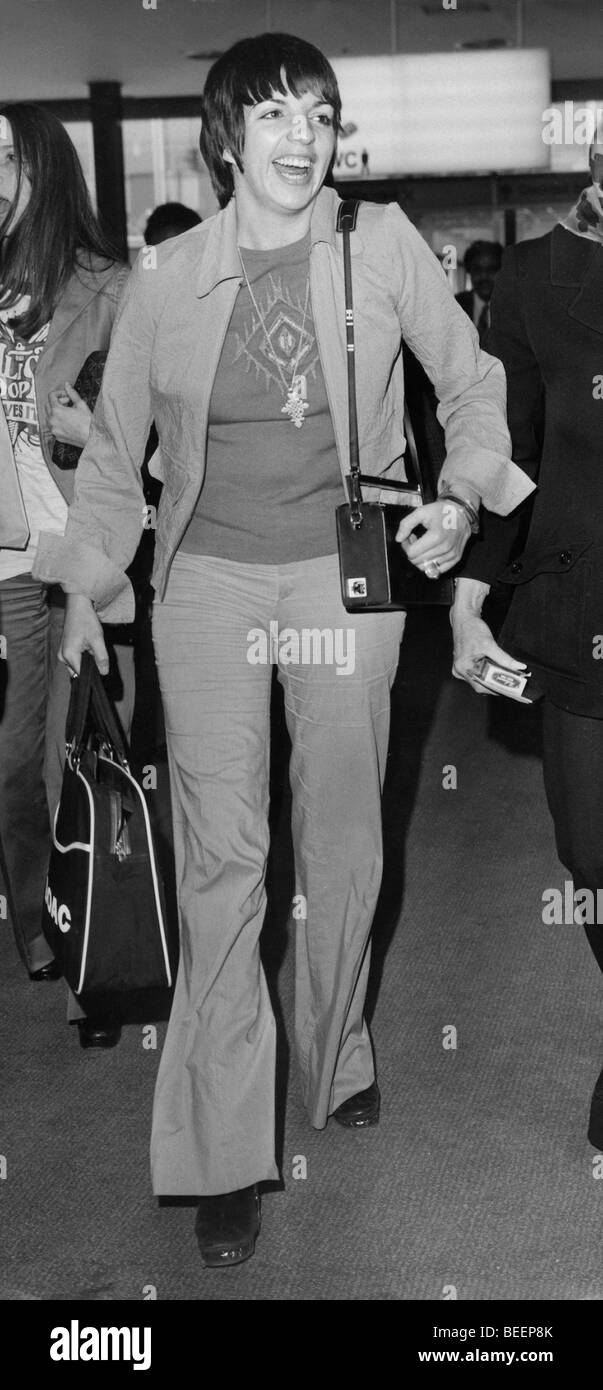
[0,0,602,1345]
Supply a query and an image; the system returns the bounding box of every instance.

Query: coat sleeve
[32,253,154,623]
[459,245,545,583]
[381,203,536,516]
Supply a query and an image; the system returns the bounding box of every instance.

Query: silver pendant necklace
[237,246,311,428]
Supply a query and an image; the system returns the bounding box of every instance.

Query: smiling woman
[222,88,337,249]
[32,30,534,1272]
[199,32,342,215]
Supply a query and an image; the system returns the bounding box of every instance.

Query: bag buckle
[347,472,363,528]
[66,738,81,773]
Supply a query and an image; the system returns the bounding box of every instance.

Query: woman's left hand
[46,382,92,448]
[395,499,471,574]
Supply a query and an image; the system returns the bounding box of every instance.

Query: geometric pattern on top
[233,271,319,395]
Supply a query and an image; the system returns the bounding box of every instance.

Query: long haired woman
[0,104,132,1046]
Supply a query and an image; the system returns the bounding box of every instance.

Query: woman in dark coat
[452,136,603,1151]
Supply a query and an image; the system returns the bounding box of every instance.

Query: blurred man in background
[144,201,201,246]
[456,239,503,344]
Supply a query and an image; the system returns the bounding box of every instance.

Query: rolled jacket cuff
[32,532,136,624]
[439,458,536,516]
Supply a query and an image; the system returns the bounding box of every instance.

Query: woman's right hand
[60,594,110,677]
[47,384,93,448]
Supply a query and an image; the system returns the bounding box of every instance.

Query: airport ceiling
[0,0,601,101]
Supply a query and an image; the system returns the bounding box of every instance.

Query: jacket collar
[550,223,598,286]
[195,185,359,298]
[44,258,122,354]
[551,224,603,333]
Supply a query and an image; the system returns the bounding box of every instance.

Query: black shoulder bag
[51,350,107,470]
[335,199,453,610]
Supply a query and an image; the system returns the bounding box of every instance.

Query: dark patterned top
[180,231,343,564]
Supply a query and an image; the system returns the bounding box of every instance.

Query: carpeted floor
[1,608,601,1301]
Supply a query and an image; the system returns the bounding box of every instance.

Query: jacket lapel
[195,199,242,298]
[194,186,363,299]
[551,225,603,333]
[44,261,116,355]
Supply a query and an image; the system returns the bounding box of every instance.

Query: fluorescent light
[332,50,551,178]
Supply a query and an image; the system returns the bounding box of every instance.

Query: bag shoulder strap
[336,200,362,521]
[335,196,432,506]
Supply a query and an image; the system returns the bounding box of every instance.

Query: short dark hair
[0,103,118,338]
[464,239,503,272]
[144,202,202,244]
[200,32,342,208]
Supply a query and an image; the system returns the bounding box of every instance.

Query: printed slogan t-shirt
[0,296,68,580]
[179,231,344,563]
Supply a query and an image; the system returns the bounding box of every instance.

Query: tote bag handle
[66,650,130,766]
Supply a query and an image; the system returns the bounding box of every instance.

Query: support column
[88,81,128,262]
[503,206,517,246]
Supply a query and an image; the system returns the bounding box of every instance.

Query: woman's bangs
[242,64,337,113]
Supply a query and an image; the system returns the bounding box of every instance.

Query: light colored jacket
[33,187,534,622]
[0,257,129,548]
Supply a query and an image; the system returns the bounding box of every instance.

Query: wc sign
[331,51,550,179]
[333,122,366,177]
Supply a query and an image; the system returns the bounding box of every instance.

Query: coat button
[558,551,572,564]
[510,560,523,573]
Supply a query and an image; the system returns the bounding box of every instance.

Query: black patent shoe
[195,1185,260,1268]
[29,960,62,982]
[77,1016,122,1049]
[587,1065,603,1149]
[333,1080,380,1128]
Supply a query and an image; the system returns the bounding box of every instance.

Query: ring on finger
[423,559,441,579]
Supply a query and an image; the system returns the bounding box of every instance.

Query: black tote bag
[42,652,173,1002]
